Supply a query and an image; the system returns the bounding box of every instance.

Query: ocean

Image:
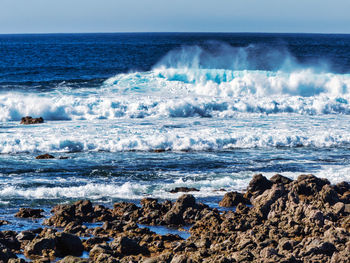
[1,33,350,231]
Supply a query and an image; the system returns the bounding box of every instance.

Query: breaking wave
[1,43,350,121]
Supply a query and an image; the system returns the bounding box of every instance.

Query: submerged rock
[170,187,200,193]
[36,154,55,159]
[20,116,44,125]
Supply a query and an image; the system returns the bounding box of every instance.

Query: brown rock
[15,208,44,218]
[35,154,55,159]
[57,256,89,263]
[219,191,250,207]
[270,174,292,185]
[20,116,44,125]
[247,174,273,196]
[170,187,199,193]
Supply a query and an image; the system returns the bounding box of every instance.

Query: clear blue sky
[1,0,350,34]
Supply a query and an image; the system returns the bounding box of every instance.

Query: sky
[1,0,350,34]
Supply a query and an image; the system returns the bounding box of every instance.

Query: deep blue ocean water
[1,33,350,231]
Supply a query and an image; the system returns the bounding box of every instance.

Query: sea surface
[1,33,350,230]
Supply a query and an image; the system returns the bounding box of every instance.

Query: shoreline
[0,173,349,263]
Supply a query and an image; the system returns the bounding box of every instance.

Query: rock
[335,181,350,195]
[16,230,36,241]
[320,184,340,205]
[110,236,148,256]
[173,194,196,213]
[15,208,44,218]
[219,191,250,207]
[0,231,21,250]
[0,220,10,226]
[0,248,17,262]
[163,210,183,225]
[54,232,84,257]
[270,174,292,185]
[20,116,44,125]
[303,239,336,256]
[24,237,56,257]
[8,259,27,263]
[247,174,273,196]
[294,174,330,196]
[89,244,114,261]
[24,232,83,258]
[252,184,286,219]
[36,154,55,159]
[170,187,199,193]
[57,256,89,263]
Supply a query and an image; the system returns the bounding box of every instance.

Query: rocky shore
[1,174,349,262]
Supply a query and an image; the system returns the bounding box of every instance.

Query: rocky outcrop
[15,208,44,218]
[20,116,44,125]
[8,174,350,262]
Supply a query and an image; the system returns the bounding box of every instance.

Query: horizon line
[0,31,350,36]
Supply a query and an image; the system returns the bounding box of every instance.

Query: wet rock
[55,232,84,257]
[57,256,89,263]
[89,244,115,262]
[20,116,44,125]
[24,232,83,259]
[36,154,55,159]
[0,220,10,226]
[335,181,350,195]
[247,174,273,197]
[24,237,56,258]
[170,187,200,193]
[8,258,27,263]
[16,231,36,242]
[0,231,21,250]
[219,191,250,207]
[0,248,18,262]
[110,236,148,256]
[163,194,197,226]
[15,208,44,218]
[270,174,292,185]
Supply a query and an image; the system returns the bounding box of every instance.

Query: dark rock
[24,232,83,258]
[170,187,200,193]
[335,181,350,195]
[294,174,330,196]
[247,174,273,195]
[0,248,17,262]
[219,191,250,207]
[16,231,36,241]
[0,231,21,250]
[270,174,293,185]
[36,154,55,159]
[0,220,10,226]
[15,208,44,218]
[320,184,340,205]
[110,236,148,256]
[20,116,44,125]
[24,237,56,257]
[173,194,196,213]
[54,232,84,257]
